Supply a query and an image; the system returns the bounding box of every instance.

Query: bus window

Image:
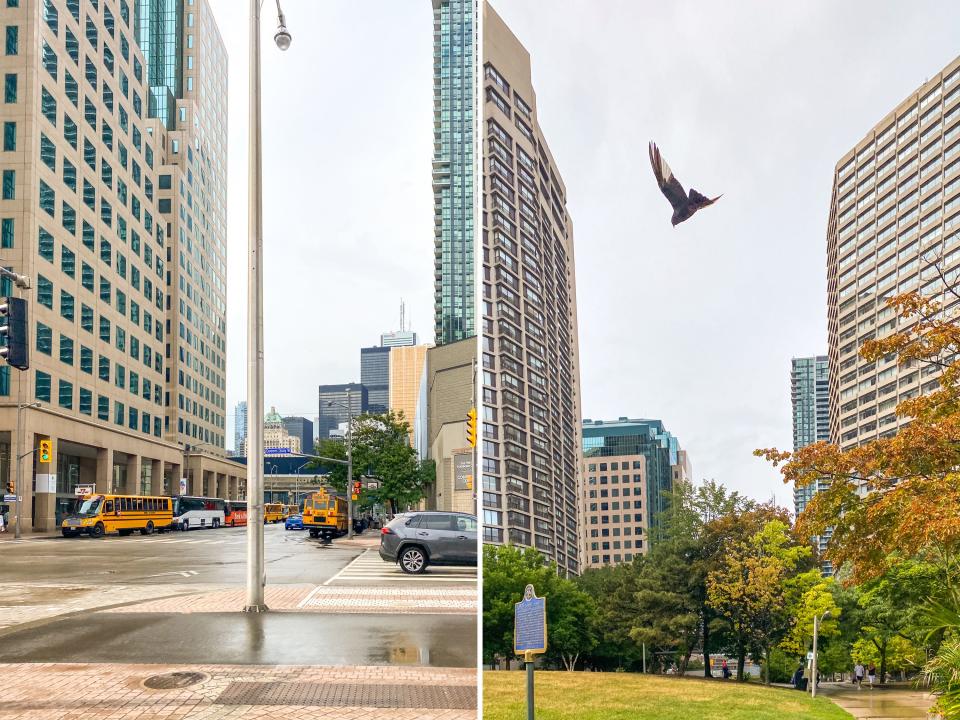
[104,500,114,514]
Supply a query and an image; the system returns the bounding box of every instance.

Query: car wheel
[140,521,154,536]
[399,546,427,574]
[90,522,105,538]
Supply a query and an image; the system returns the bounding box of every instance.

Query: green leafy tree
[707,518,813,683]
[312,411,432,514]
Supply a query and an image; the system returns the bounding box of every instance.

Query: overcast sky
[208,1,436,444]
[490,1,960,507]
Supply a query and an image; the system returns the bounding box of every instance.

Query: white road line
[323,549,376,586]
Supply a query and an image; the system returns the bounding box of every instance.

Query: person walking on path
[867,663,877,689]
[721,660,731,680]
[0,509,6,533]
[854,662,865,689]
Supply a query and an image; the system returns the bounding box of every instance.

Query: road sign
[179,478,188,494]
[74,484,95,496]
[2,494,15,502]
[514,584,547,655]
[806,651,814,661]
[264,448,289,455]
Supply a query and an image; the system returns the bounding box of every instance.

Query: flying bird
[648,141,721,227]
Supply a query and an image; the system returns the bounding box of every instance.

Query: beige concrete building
[388,343,429,444]
[828,56,960,450]
[480,4,583,575]
[0,0,242,531]
[424,338,475,514]
[240,407,300,456]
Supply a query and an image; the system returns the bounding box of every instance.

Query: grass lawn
[483,670,853,720]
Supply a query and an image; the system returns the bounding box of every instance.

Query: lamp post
[327,388,354,539]
[13,401,40,539]
[295,461,311,505]
[811,610,832,698]
[245,0,290,614]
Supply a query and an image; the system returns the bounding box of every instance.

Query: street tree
[313,411,433,514]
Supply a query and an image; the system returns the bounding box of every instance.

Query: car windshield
[76,496,103,517]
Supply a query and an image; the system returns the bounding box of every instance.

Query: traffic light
[39,439,52,463]
[0,296,28,370]
[466,407,477,447]
[353,481,362,496]
[7,472,13,495]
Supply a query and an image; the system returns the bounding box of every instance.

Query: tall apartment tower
[431,0,475,345]
[480,4,583,576]
[791,356,829,517]
[827,57,960,452]
[0,0,242,530]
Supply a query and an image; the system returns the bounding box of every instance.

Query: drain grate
[216,682,476,709]
[143,671,209,690]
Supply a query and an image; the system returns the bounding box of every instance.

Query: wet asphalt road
[0,612,476,667]
[0,523,359,585]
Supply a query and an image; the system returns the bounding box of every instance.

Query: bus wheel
[90,522,105,538]
[181,520,189,532]
[212,519,220,529]
[309,529,318,539]
[141,521,154,536]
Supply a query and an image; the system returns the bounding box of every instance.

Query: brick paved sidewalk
[111,584,477,614]
[818,682,938,718]
[0,662,477,719]
[0,583,214,632]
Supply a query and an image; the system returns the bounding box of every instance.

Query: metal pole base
[242,604,269,613]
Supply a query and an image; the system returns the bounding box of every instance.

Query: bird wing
[688,188,721,210]
[649,142,688,212]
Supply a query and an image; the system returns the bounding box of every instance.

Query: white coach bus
[171,495,226,530]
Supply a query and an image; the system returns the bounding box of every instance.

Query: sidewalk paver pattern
[0,663,477,719]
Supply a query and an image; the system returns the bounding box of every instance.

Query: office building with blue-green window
[432,0,475,345]
[581,418,691,568]
[0,0,241,534]
[791,355,829,517]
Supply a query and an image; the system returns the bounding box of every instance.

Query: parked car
[379,511,477,574]
[284,513,304,531]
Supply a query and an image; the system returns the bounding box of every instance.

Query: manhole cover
[143,671,209,690]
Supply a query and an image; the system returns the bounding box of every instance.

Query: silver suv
[379,511,478,574]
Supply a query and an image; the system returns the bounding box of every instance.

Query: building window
[35,370,51,402]
[36,275,53,308]
[0,217,12,248]
[2,169,14,199]
[35,323,52,354]
[4,73,15,103]
[58,379,73,409]
[79,387,92,415]
[59,334,73,365]
[59,289,74,320]
[5,26,18,56]
[2,121,14,150]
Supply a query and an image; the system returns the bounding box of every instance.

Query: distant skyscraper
[480,4,583,577]
[791,356,829,517]
[580,418,690,569]
[318,383,367,439]
[360,346,391,414]
[282,416,314,455]
[389,345,431,443]
[432,0,476,345]
[828,57,960,452]
[381,330,418,348]
[235,401,248,454]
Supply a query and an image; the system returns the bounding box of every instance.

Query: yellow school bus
[61,494,173,538]
[264,503,285,523]
[301,490,348,540]
[284,504,298,518]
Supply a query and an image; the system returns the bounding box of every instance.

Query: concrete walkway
[818,682,939,719]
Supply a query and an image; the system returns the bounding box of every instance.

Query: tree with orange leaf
[757,287,960,584]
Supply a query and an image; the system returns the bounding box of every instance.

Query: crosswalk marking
[325,549,477,586]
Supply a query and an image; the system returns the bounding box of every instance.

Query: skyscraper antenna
[400,298,406,332]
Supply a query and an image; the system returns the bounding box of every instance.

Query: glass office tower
[432,0,475,345]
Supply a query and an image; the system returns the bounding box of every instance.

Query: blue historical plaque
[514,584,547,655]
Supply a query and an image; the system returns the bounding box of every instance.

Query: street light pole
[244,0,290,614]
[13,401,40,539]
[346,387,353,539]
